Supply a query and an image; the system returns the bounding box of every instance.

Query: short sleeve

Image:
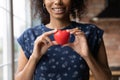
[17,28,34,59]
[89,24,104,57]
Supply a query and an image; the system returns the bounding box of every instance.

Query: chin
[52,14,69,20]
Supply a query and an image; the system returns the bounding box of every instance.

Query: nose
[54,0,63,5]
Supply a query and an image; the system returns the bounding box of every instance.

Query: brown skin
[15,30,58,80]
[66,28,112,80]
[15,0,112,80]
[15,28,112,80]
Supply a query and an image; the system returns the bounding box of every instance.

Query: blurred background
[0,0,120,80]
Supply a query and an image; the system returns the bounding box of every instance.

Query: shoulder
[24,24,44,35]
[72,21,103,30]
[19,24,45,39]
[17,24,45,47]
[72,21,104,35]
[17,24,44,59]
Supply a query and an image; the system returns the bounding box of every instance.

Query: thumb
[52,41,58,45]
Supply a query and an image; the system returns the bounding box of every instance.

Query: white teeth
[53,8,65,13]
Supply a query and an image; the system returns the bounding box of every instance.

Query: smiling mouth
[52,8,65,14]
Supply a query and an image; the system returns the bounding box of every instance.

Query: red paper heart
[54,30,70,45]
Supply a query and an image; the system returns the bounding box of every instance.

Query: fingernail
[76,27,78,29]
[66,29,69,32]
[54,29,57,32]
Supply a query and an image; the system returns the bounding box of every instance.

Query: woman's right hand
[31,29,57,62]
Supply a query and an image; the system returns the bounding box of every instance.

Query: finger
[41,39,48,45]
[76,27,81,30]
[67,28,82,34]
[42,39,53,48]
[68,29,82,35]
[45,37,53,45]
[78,30,84,34]
[34,36,42,45]
[74,31,83,35]
[52,41,58,45]
[66,27,78,32]
[44,29,57,36]
[71,30,82,34]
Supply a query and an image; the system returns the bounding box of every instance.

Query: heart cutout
[54,30,70,45]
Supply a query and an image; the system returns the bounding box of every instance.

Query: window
[0,0,31,80]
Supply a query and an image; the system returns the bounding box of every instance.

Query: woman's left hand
[65,28,90,58]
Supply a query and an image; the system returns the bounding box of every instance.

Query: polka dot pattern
[17,21,104,80]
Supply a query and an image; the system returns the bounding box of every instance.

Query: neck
[46,17,71,29]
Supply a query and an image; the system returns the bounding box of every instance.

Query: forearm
[15,56,38,80]
[84,54,112,80]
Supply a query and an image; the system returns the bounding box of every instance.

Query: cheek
[44,2,52,13]
[64,1,72,10]
[45,6,51,14]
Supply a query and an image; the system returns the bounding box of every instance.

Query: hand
[31,29,57,62]
[64,28,90,58]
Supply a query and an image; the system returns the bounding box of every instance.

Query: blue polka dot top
[17,21,104,80]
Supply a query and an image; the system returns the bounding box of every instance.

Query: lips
[52,8,65,14]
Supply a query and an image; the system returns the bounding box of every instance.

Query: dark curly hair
[31,0,88,24]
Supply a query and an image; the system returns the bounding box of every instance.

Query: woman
[15,0,112,80]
